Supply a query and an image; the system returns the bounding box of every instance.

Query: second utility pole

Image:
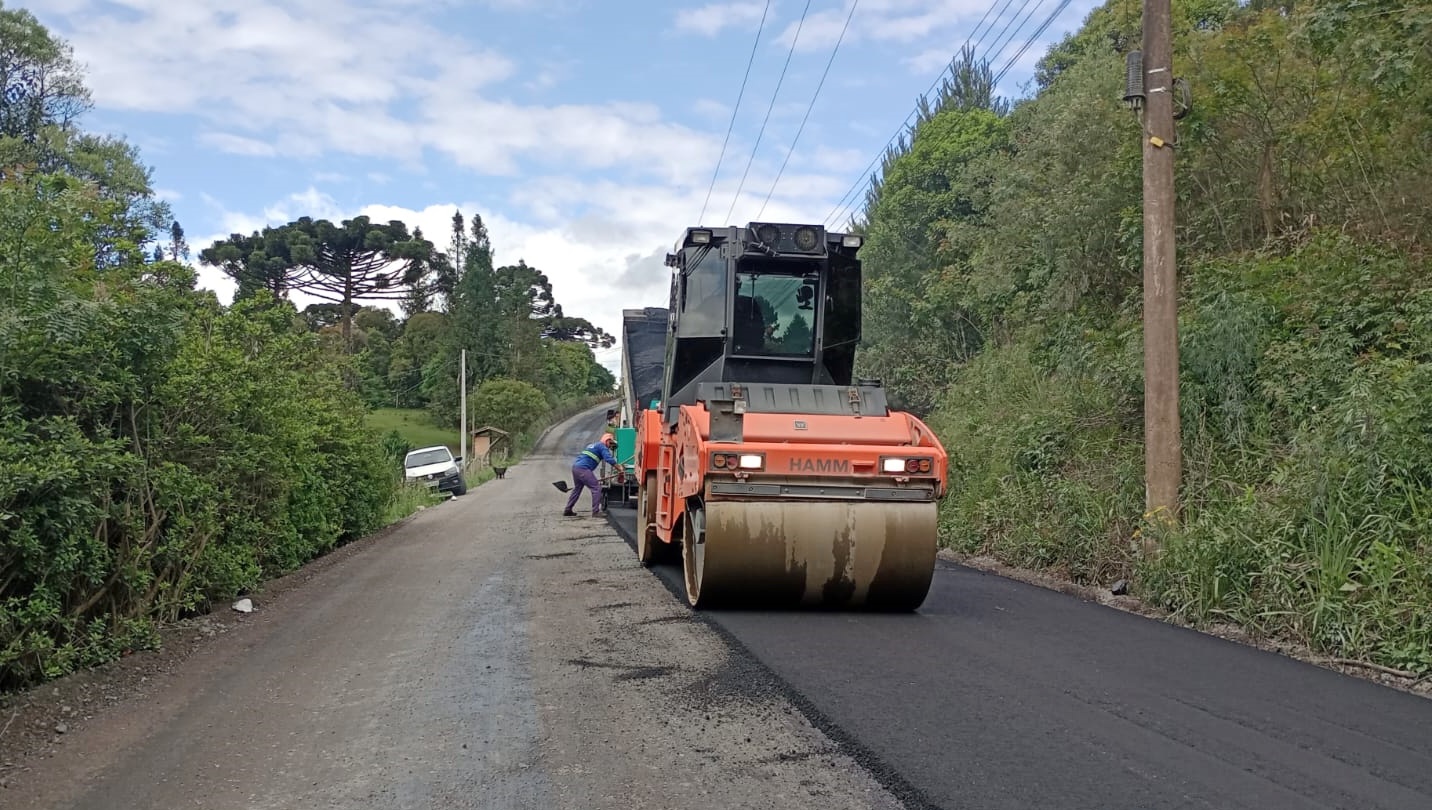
[459,349,468,467]
[1141,0,1180,538]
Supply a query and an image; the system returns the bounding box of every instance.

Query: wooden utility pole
[1141,0,1180,538]
[459,349,468,466]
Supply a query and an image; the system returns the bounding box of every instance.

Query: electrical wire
[696,0,774,226]
[992,0,1075,87]
[831,0,1076,240]
[980,0,1044,73]
[755,0,861,221]
[723,0,814,224]
[967,0,1023,57]
[818,0,1026,229]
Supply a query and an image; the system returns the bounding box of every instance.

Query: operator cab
[659,222,868,422]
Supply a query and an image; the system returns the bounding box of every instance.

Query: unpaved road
[0,405,903,810]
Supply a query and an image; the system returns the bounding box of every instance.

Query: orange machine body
[638,401,949,551]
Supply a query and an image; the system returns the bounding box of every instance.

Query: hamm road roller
[630,222,949,610]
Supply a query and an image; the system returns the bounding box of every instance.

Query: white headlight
[738,454,763,469]
[882,458,906,473]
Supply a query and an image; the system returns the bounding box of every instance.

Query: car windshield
[405,449,452,468]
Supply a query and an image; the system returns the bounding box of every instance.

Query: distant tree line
[198,208,616,432]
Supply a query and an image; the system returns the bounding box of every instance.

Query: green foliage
[0,11,617,692]
[0,169,400,688]
[859,0,1432,672]
[856,105,1008,413]
[366,408,459,456]
[381,480,444,526]
[198,216,437,352]
[0,3,90,137]
[471,378,549,439]
[926,340,1143,584]
[1138,236,1432,673]
[420,213,615,428]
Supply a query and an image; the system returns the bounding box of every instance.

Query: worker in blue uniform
[564,433,618,517]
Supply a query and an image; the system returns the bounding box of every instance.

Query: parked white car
[403,445,467,496]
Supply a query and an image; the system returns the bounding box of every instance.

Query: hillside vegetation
[856,0,1432,674]
[0,7,612,690]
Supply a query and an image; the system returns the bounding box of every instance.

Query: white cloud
[772,0,1042,54]
[672,2,770,36]
[693,98,731,120]
[199,132,279,157]
[38,1,720,184]
[903,46,954,74]
[186,157,854,373]
[806,145,866,173]
[773,3,855,54]
[27,0,1104,375]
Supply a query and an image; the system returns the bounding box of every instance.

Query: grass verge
[382,479,446,525]
[367,407,461,454]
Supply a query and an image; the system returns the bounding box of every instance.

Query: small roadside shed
[470,426,511,466]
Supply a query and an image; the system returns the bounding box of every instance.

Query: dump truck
[620,307,669,426]
[601,308,670,508]
[630,222,949,610]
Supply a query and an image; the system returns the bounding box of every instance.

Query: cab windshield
[731,267,818,357]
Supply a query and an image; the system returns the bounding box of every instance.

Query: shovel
[551,480,570,493]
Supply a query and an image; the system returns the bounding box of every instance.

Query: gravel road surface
[1,405,903,810]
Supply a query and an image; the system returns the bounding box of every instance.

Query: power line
[818,0,1023,230]
[980,0,1044,72]
[968,0,1025,59]
[831,0,1076,241]
[977,0,1051,89]
[696,0,774,225]
[992,0,1075,86]
[823,0,1035,229]
[723,0,814,225]
[755,0,861,220]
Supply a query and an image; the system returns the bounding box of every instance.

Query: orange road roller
[624,222,948,611]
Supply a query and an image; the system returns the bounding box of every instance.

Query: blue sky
[26,0,1101,372]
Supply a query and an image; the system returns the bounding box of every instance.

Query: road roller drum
[682,498,938,610]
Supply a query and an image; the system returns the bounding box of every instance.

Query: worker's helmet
[601,432,616,447]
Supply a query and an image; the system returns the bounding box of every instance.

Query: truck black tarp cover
[622,307,668,418]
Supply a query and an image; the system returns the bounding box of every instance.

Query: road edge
[601,510,944,810]
[937,548,1432,699]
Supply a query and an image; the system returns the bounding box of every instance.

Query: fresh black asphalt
[595,482,1432,810]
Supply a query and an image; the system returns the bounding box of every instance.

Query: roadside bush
[0,172,397,690]
[927,337,1143,585]
[1138,235,1432,673]
[927,232,1432,674]
[470,377,549,439]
